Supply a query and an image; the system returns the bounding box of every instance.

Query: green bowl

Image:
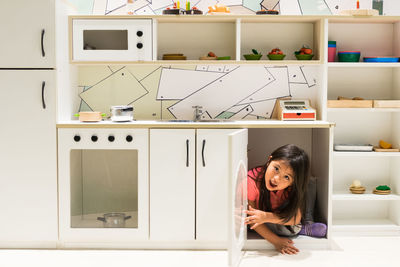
[295,54,314,60]
[267,54,286,60]
[338,53,360,62]
[243,54,262,60]
[216,56,231,60]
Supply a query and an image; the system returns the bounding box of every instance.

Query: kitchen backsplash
[78,65,319,120]
[67,0,400,16]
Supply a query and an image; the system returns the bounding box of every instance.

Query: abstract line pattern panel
[77,65,318,120]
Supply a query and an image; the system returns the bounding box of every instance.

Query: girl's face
[264,159,294,191]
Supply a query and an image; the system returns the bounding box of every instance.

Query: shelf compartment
[332,201,400,235]
[332,157,397,192]
[332,219,400,236]
[328,21,400,61]
[328,112,394,145]
[240,19,323,61]
[328,68,400,101]
[157,21,236,61]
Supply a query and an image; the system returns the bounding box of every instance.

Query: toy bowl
[243,54,262,60]
[295,54,314,60]
[267,54,286,60]
[338,51,360,62]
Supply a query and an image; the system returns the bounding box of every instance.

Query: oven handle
[186,139,189,167]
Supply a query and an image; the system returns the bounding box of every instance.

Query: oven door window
[70,149,138,228]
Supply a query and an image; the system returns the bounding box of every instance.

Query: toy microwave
[276,99,316,121]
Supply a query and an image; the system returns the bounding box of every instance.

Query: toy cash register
[276,99,316,121]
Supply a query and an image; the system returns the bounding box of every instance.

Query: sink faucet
[192,105,203,121]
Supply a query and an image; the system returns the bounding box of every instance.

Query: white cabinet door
[0,70,57,247]
[150,129,196,241]
[196,129,248,243]
[0,0,55,68]
[228,129,248,267]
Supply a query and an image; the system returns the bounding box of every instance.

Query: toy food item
[295,45,314,60]
[208,4,230,13]
[243,49,262,60]
[379,140,392,149]
[373,185,391,195]
[163,3,181,15]
[267,48,286,60]
[256,9,279,15]
[199,51,217,60]
[349,179,365,194]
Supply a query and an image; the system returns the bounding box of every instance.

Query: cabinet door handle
[42,81,46,109]
[202,139,206,167]
[186,139,189,167]
[41,29,45,57]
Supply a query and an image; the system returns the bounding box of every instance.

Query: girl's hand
[245,206,269,229]
[271,237,299,255]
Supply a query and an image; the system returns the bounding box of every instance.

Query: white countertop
[57,120,335,128]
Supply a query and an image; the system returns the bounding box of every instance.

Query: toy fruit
[379,140,392,149]
[208,51,216,57]
[295,45,314,60]
[267,48,286,60]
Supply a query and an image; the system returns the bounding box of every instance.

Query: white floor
[1,237,400,267]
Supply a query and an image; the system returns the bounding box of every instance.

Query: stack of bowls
[338,51,361,62]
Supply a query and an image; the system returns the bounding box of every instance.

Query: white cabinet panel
[0,70,57,246]
[227,129,248,267]
[0,0,55,68]
[196,129,248,243]
[150,129,196,241]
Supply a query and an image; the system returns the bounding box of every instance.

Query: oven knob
[126,135,133,142]
[137,30,143,37]
[74,135,81,142]
[136,42,143,49]
[108,135,115,142]
[91,135,98,142]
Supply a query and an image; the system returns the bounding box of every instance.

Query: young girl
[245,144,309,255]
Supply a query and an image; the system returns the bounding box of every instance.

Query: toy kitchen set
[7,0,400,265]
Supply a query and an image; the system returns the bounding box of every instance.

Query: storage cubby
[328,18,400,62]
[157,20,236,61]
[245,127,331,248]
[332,200,400,236]
[328,67,400,101]
[240,18,323,62]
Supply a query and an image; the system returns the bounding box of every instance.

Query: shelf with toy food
[157,18,236,61]
[240,18,324,62]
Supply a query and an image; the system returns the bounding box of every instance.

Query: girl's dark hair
[253,144,310,224]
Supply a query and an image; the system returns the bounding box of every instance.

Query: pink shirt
[247,167,289,211]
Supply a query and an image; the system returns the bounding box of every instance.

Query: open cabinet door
[228,129,248,267]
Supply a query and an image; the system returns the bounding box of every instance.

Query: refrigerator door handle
[41,29,45,57]
[42,81,46,109]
